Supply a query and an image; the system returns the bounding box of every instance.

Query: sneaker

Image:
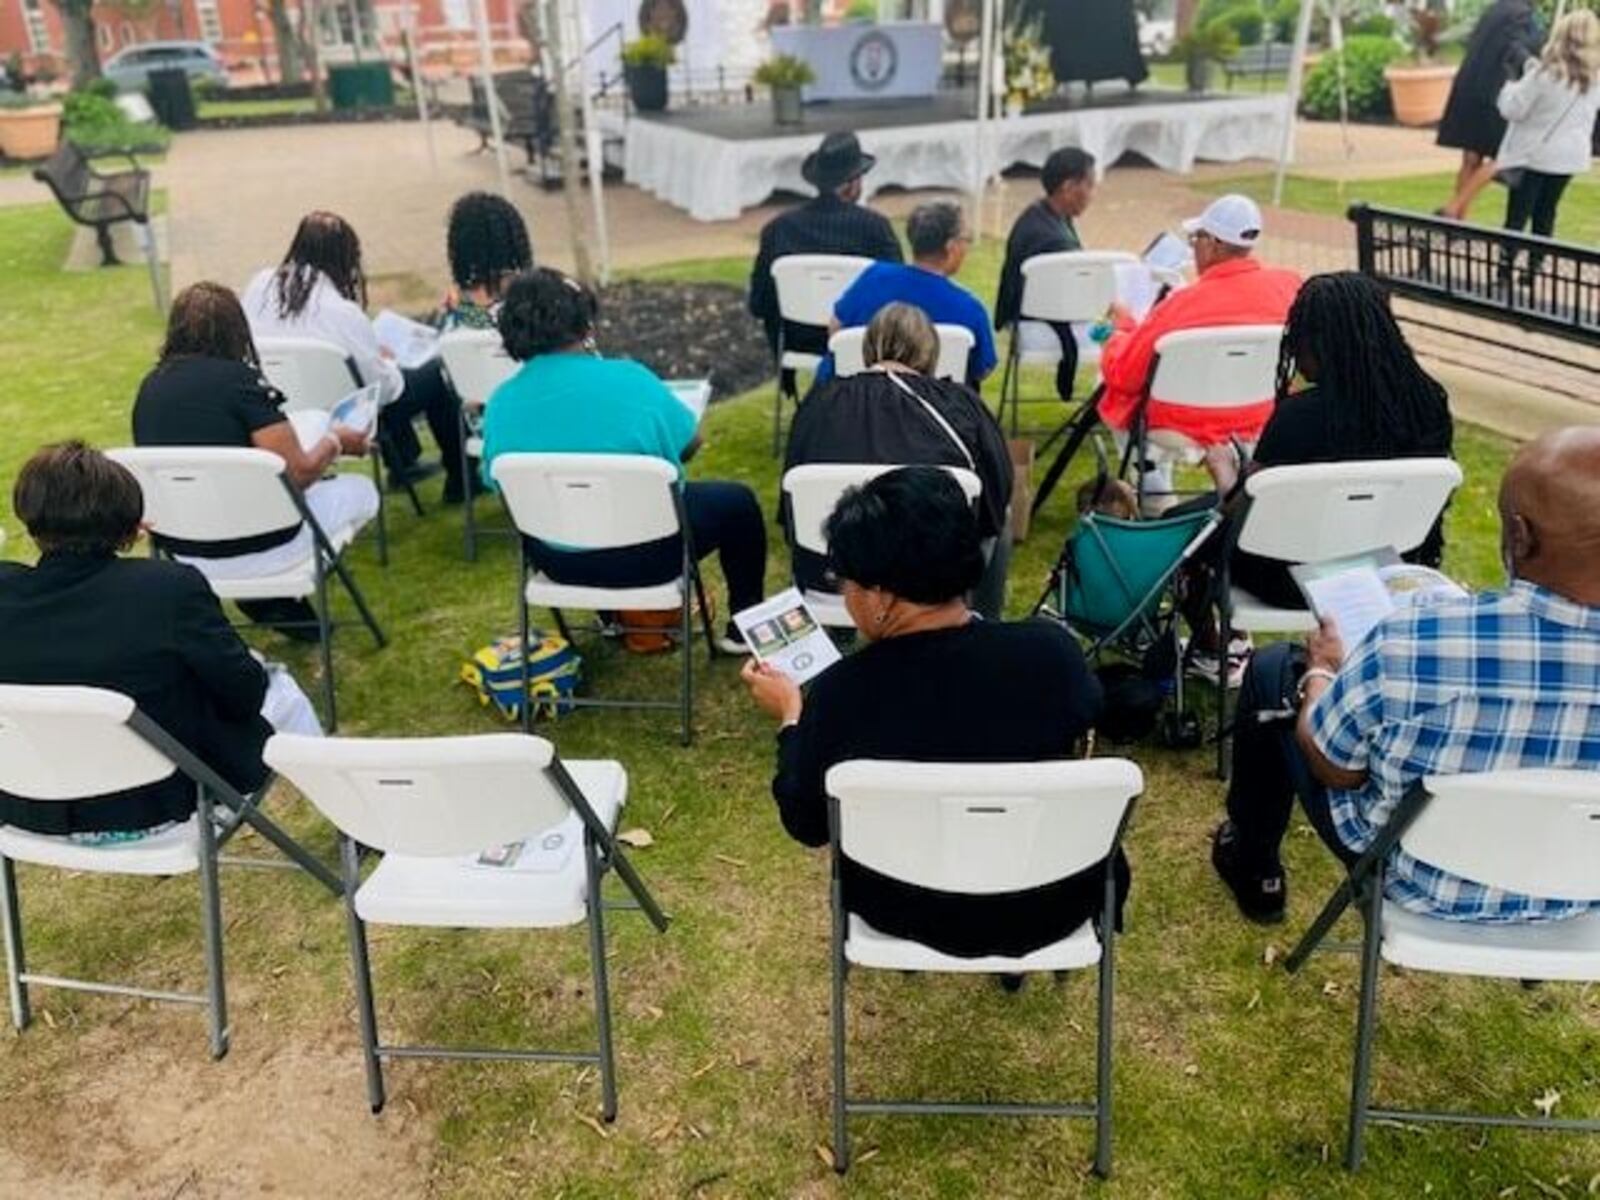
[1186,647,1246,689]
[714,622,751,656]
[1211,821,1286,925]
[387,460,442,492]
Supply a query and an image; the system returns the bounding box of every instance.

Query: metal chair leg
[1093,873,1117,1179]
[329,556,387,649]
[341,836,386,1114]
[1345,874,1385,1171]
[461,407,478,562]
[518,558,534,736]
[196,787,230,1060]
[830,886,850,1173]
[369,447,389,568]
[1216,602,1235,781]
[315,563,338,734]
[0,855,31,1031]
[679,590,693,748]
[586,833,619,1122]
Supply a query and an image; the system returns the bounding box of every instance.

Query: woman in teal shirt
[481,268,766,650]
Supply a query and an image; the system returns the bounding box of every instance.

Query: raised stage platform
[598,88,1287,222]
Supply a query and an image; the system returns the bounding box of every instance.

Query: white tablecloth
[770,22,943,102]
[604,95,1287,223]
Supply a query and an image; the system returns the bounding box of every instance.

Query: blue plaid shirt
[1307,580,1600,923]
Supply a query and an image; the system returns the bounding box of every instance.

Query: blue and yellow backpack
[460,633,582,722]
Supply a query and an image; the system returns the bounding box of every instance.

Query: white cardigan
[1496,64,1600,176]
[241,267,406,406]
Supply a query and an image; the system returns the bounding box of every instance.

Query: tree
[268,0,308,83]
[50,0,101,87]
[540,0,595,287]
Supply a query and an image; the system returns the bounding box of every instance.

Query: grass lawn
[1201,166,1600,246]
[2,201,1598,1197]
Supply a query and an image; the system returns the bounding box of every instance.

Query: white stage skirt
[601,95,1287,223]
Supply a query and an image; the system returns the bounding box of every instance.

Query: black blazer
[0,553,271,834]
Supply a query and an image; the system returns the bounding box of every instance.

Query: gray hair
[906,201,965,259]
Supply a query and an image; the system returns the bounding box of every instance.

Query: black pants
[1503,169,1571,240]
[381,360,465,487]
[1225,642,1360,875]
[527,480,768,616]
[1048,320,1080,403]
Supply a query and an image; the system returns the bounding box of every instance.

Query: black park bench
[32,141,152,266]
[1222,42,1295,90]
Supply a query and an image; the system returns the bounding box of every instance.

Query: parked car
[103,41,229,93]
[1138,15,1176,57]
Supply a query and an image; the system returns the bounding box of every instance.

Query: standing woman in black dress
[1436,0,1544,219]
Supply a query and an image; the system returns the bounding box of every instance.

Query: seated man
[1098,194,1301,493]
[826,201,998,388]
[994,146,1098,403]
[747,131,903,368]
[0,442,319,840]
[1213,428,1600,925]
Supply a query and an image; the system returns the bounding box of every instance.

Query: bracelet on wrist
[1296,666,1338,705]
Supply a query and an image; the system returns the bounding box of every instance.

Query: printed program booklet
[667,379,712,424]
[465,811,582,874]
[287,383,381,452]
[733,588,842,685]
[1291,548,1467,648]
[372,309,440,369]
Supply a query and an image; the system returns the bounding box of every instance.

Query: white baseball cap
[1181,194,1264,248]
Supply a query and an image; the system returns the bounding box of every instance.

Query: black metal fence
[1350,203,1600,351]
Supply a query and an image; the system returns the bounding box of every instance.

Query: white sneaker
[715,624,751,656]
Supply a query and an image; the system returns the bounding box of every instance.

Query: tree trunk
[543,0,595,288]
[52,0,101,87]
[299,0,329,111]
[269,0,307,83]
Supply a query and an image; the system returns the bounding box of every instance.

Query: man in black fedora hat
[748,131,903,368]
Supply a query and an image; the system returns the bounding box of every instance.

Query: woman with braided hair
[1206,271,1455,610]
[440,191,534,330]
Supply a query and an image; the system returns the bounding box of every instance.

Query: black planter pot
[626,65,669,112]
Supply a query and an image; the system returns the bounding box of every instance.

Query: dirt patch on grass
[595,280,773,401]
[0,1022,433,1198]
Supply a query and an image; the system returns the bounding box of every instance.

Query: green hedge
[1299,34,1402,121]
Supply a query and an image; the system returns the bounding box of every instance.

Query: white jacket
[1495,63,1600,176]
[241,267,406,406]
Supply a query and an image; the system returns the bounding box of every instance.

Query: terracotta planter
[1383,64,1456,127]
[0,103,62,160]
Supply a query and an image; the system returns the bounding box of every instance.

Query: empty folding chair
[823,758,1142,1176]
[828,323,977,382]
[257,333,424,541]
[1214,458,1463,778]
[1120,324,1283,512]
[1283,770,1600,1169]
[0,684,342,1058]
[438,327,518,562]
[783,463,982,628]
[771,254,873,454]
[263,730,669,1121]
[109,446,388,731]
[491,453,720,746]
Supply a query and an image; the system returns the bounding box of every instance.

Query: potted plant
[621,34,675,113]
[754,54,815,126]
[1383,7,1455,126]
[1176,21,1240,94]
[843,0,877,20]
[0,91,63,160]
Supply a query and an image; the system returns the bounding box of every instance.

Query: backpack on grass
[460,633,581,723]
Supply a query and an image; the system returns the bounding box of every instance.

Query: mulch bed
[593,279,774,401]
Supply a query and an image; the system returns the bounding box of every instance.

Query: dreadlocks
[159,281,260,368]
[1274,272,1452,459]
[272,211,366,319]
[446,192,533,295]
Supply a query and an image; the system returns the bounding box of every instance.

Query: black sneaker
[387,460,442,492]
[1211,820,1286,925]
[441,473,489,505]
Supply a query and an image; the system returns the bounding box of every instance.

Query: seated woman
[132,281,380,643]
[785,303,1014,619]
[480,268,767,652]
[242,210,470,502]
[438,191,533,330]
[1209,271,1455,609]
[741,467,1120,960]
[0,442,317,840]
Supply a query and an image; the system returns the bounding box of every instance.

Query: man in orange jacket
[1097,194,1302,455]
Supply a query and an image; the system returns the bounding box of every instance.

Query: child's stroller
[1033,495,1221,747]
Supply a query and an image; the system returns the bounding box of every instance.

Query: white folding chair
[781,464,982,628]
[264,731,668,1121]
[0,685,342,1059]
[1282,770,1600,1169]
[1214,457,1463,777]
[108,446,388,731]
[770,254,874,455]
[827,323,977,382]
[491,453,720,746]
[823,758,1142,1176]
[1122,323,1284,509]
[998,250,1138,437]
[257,334,425,536]
[438,328,518,562]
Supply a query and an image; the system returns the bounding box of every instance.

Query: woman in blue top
[481,268,766,651]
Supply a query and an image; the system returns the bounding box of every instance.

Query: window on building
[196,0,223,44]
[96,23,113,51]
[22,0,50,54]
